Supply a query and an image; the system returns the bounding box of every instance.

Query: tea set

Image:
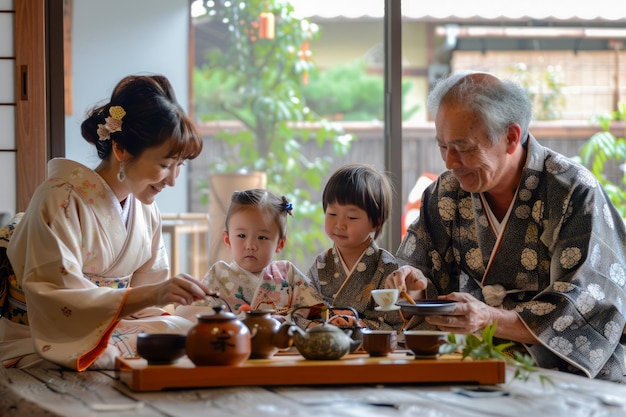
[137,289,454,366]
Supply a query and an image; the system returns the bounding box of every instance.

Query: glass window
[191,0,626,271]
[190,0,388,269]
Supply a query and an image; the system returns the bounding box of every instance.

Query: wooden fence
[189,120,625,213]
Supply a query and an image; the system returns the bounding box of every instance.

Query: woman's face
[122,141,183,205]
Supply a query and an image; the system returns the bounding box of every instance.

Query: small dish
[397,299,457,316]
[375,305,401,312]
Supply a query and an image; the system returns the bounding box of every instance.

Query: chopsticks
[400,291,416,305]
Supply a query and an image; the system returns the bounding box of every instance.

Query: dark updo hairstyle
[322,163,393,239]
[81,74,202,161]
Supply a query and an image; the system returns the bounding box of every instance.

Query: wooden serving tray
[115,352,506,391]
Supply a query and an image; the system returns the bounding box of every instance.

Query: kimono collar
[523,133,548,173]
[333,238,377,276]
[47,158,129,226]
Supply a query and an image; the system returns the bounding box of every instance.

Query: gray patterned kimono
[397,134,626,382]
[307,241,406,330]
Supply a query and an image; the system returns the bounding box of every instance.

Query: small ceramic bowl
[361,329,398,357]
[136,333,187,365]
[403,330,448,358]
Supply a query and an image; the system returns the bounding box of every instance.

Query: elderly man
[389,71,626,382]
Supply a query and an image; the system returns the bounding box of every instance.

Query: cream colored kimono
[0,159,191,371]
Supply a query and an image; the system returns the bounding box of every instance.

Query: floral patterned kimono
[398,134,626,382]
[307,240,406,330]
[0,159,191,371]
[202,260,324,317]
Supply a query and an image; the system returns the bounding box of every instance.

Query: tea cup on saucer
[371,289,400,311]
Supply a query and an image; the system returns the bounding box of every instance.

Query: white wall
[67,0,192,213]
[0,0,16,220]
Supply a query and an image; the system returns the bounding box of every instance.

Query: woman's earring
[117,163,126,182]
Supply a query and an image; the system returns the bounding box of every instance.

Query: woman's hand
[151,273,216,307]
[384,265,428,299]
[121,274,216,318]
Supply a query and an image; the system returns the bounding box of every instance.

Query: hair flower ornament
[97,105,126,141]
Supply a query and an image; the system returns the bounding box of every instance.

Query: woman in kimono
[387,71,626,382]
[307,163,406,330]
[201,189,323,319]
[0,75,214,371]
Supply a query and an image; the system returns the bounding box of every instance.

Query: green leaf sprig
[439,322,552,385]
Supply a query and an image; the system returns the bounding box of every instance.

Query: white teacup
[371,289,400,311]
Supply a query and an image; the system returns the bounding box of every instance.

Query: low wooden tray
[115,352,506,391]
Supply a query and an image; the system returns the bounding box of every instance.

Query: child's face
[222,207,285,274]
[324,202,377,254]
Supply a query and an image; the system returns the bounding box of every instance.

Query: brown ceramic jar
[242,309,288,359]
[186,305,251,366]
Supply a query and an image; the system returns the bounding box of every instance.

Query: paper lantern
[259,11,275,40]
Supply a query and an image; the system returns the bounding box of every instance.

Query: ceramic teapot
[281,321,360,360]
[186,304,251,366]
[242,309,292,359]
[289,305,363,354]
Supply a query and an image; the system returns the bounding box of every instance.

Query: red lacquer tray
[115,352,506,391]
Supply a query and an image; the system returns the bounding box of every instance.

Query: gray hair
[426,71,532,144]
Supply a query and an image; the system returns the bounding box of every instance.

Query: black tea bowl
[136,333,187,365]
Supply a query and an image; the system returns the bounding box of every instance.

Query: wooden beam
[15,0,47,211]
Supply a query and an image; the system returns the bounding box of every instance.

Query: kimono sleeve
[8,191,128,371]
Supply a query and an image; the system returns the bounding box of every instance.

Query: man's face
[435,103,510,194]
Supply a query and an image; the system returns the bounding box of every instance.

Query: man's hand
[425,292,494,334]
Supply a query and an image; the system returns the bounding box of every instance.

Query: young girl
[202,189,323,318]
[307,163,405,330]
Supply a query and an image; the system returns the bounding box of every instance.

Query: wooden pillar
[15,0,47,211]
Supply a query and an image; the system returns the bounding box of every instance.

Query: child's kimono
[307,241,406,330]
[0,159,191,371]
[203,260,324,317]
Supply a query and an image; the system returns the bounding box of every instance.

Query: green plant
[573,102,626,217]
[302,59,419,121]
[440,323,552,385]
[193,0,353,263]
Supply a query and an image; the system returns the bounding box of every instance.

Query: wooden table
[2,354,626,417]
